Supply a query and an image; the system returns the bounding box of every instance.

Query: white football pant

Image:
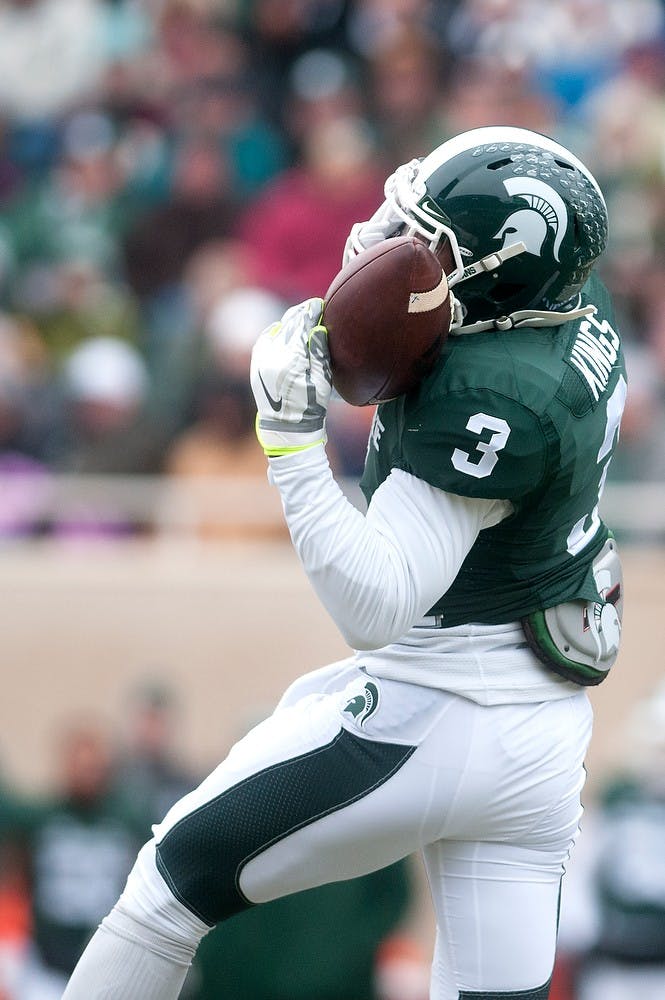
[66,660,592,999]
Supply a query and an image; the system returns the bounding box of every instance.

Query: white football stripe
[408,270,449,313]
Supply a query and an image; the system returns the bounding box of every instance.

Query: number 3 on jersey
[567,374,627,555]
[451,412,511,479]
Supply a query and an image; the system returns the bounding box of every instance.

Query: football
[323,235,452,406]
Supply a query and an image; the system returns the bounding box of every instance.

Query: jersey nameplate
[568,311,620,402]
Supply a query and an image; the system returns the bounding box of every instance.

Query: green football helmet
[385,126,608,328]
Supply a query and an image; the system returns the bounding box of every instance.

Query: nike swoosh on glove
[250,297,332,457]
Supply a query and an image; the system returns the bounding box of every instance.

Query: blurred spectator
[169,71,289,198]
[1,723,144,998]
[5,108,131,284]
[112,681,196,837]
[241,0,350,123]
[123,136,238,304]
[345,0,451,59]
[285,47,365,147]
[557,678,665,1000]
[147,2,247,96]
[98,0,152,69]
[0,316,60,538]
[203,284,284,378]
[441,59,558,137]
[240,114,386,300]
[137,238,260,441]
[447,0,664,97]
[182,239,258,330]
[578,41,665,187]
[122,133,240,405]
[0,119,24,205]
[533,0,664,111]
[166,372,266,496]
[573,40,665,362]
[165,286,287,537]
[0,847,30,1000]
[0,778,33,999]
[0,315,59,461]
[364,27,448,163]
[57,336,168,487]
[0,0,106,124]
[24,258,142,365]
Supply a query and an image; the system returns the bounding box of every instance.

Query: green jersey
[361,274,627,627]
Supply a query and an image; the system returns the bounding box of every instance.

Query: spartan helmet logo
[495,178,568,261]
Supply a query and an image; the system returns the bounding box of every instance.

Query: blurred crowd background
[0,0,663,533]
[0,0,665,997]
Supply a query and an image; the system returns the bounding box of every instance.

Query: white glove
[250,297,332,457]
[342,159,421,266]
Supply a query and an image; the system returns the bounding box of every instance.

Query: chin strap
[444,238,597,334]
[452,301,596,336]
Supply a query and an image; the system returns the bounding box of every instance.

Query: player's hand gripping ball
[323,235,453,406]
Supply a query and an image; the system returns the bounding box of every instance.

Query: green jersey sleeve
[399,388,549,501]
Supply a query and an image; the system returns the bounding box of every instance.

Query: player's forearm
[268,445,501,650]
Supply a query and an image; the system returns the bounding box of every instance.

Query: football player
[63,126,626,1000]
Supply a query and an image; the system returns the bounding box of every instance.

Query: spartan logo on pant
[343,681,380,727]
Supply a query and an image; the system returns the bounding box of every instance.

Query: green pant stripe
[156,728,415,926]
